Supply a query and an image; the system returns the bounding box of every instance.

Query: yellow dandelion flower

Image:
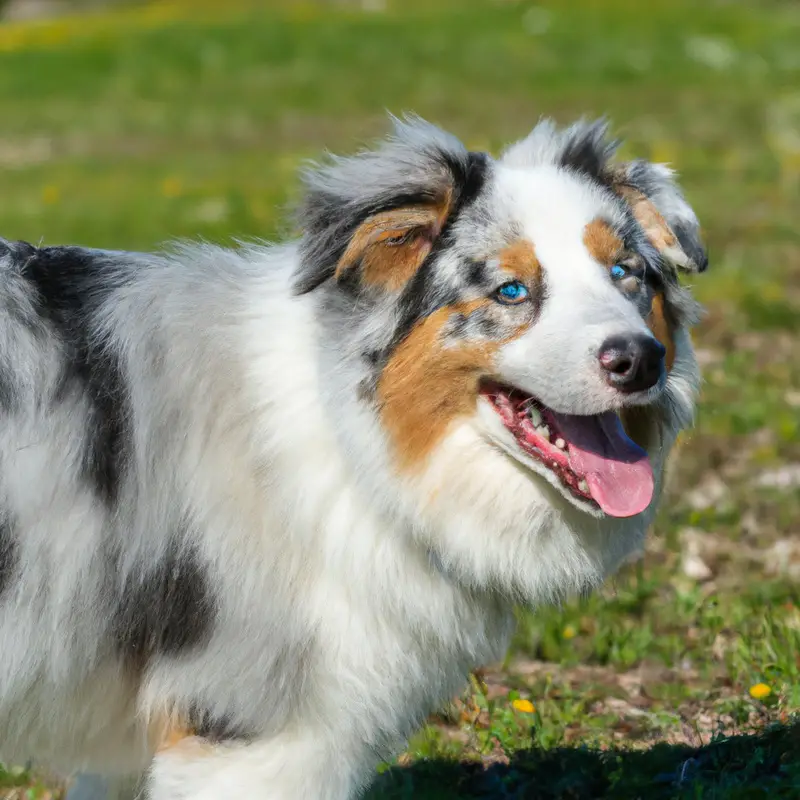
[42,185,60,205]
[161,177,183,198]
[562,624,576,640]
[749,683,771,700]
[512,698,535,714]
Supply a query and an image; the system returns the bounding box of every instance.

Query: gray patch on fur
[445,307,502,341]
[0,515,17,596]
[0,367,15,411]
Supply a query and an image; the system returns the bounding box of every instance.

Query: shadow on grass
[368,721,800,799]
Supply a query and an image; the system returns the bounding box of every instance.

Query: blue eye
[610,264,628,281]
[495,281,530,304]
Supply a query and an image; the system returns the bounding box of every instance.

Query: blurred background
[0,0,799,797]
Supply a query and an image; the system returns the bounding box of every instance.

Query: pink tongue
[551,411,654,518]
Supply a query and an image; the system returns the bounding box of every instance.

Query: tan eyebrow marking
[583,219,624,266]
[497,239,541,284]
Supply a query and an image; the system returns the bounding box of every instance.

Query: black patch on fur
[0,516,17,596]
[465,259,488,289]
[21,246,131,505]
[557,120,618,181]
[672,220,709,272]
[363,349,382,368]
[112,541,216,669]
[334,259,364,296]
[441,151,489,212]
[188,706,255,743]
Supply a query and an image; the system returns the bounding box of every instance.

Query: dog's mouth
[480,382,654,518]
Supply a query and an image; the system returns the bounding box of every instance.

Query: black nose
[598,334,666,393]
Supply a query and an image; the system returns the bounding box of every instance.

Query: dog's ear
[330,193,453,294]
[294,115,487,296]
[609,160,708,274]
[501,118,707,275]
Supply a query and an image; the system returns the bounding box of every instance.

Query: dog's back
[0,239,310,770]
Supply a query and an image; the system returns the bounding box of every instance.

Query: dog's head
[295,116,706,599]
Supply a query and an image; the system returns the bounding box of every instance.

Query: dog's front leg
[145,729,372,800]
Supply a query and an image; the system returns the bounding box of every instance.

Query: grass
[1,0,800,796]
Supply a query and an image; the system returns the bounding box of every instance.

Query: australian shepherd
[0,115,707,799]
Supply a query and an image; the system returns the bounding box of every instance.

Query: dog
[0,114,707,799]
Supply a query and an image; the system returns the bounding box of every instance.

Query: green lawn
[1,0,799,797]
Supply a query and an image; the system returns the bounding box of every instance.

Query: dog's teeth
[578,480,590,493]
[536,425,550,440]
[555,437,566,450]
[528,407,542,426]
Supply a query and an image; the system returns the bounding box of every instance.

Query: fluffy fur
[0,115,707,799]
